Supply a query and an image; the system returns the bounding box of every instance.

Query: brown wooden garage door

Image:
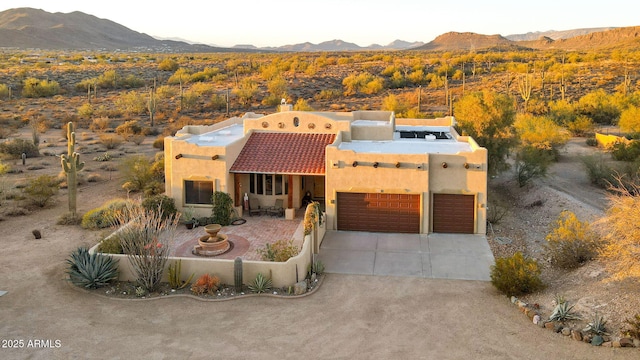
[337,192,420,233]
[432,194,475,234]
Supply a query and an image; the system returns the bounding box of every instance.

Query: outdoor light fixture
[395,162,401,168]
[442,162,448,168]
[352,161,358,167]
[373,162,379,168]
[211,155,219,160]
[463,162,469,169]
[175,154,183,159]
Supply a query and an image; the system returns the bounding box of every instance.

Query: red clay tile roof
[230,132,336,175]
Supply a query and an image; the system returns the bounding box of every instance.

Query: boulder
[619,338,634,347]
[561,327,571,336]
[532,314,541,325]
[293,280,307,295]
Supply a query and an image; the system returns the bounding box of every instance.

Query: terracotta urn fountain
[194,224,230,256]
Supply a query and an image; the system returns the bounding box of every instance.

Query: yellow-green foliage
[23,175,60,207]
[514,113,570,150]
[490,252,545,296]
[97,236,123,254]
[81,199,137,229]
[618,105,640,135]
[21,77,60,98]
[545,210,599,269]
[599,192,640,281]
[257,239,300,262]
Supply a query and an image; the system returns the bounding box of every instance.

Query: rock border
[69,274,325,302]
[509,296,640,349]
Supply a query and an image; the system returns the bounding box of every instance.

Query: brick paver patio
[170,210,305,261]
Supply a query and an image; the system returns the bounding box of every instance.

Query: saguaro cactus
[61,122,84,215]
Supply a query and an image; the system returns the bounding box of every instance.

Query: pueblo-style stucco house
[164,105,488,235]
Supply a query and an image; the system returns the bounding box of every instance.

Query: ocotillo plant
[61,122,84,215]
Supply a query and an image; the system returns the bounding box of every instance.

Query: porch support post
[287,175,293,208]
[233,173,241,207]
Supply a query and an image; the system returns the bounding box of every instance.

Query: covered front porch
[229,131,335,215]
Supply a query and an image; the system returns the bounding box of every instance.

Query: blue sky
[3,1,639,47]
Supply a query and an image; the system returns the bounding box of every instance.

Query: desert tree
[453,90,517,175]
[618,105,640,135]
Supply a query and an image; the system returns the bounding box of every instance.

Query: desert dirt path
[0,187,637,359]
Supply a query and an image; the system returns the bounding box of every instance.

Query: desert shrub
[56,212,82,225]
[152,137,165,150]
[515,146,555,187]
[81,208,113,230]
[210,191,233,226]
[5,206,29,216]
[66,247,119,289]
[611,141,640,161]
[115,91,146,116]
[81,199,137,229]
[257,239,300,262]
[115,120,142,138]
[129,134,146,145]
[89,117,112,132]
[23,175,59,207]
[0,160,10,174]
[97,236,123,254]
[624,314,640,340]
[22,77,60,98]
[314,89,342,101]
[486,201,508,224]
[599,186,640,281]
[566,115,595,137]
[490,252,545,296]
[585,137,598,146]
[77,103,94,119]
[0,83,9,99]
[120,154,164,195]
[0,138,39,158]
[158,58,179,71]
[581,155,618,188]
[114,204,179,292]
[86,173,102,182]
[99,134,123,150]
[141,194,177,219]
[209,93,226,111]
[545,211,599,269]
[190,273,220,295]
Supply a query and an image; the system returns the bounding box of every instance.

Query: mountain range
[0,7,638,52]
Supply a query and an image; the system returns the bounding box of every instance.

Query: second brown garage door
[337,192,420,233]
[432,193,475,234]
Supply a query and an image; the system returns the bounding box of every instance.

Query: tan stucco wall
[324,121,487,234]
[90,234,314,288]
[164,131,248,218]
[242,111,351,135]
[165,111,487,234]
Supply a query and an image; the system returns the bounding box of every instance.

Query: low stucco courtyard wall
[89,233,315,289]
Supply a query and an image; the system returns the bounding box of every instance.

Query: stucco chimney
[280,104,293,112]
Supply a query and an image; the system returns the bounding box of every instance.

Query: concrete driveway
[318,231,494,281]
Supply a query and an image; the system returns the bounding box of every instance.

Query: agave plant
[248,272,272,294]
[66,247,119,288]
[549,301,581,322]
[583,313,609,336]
